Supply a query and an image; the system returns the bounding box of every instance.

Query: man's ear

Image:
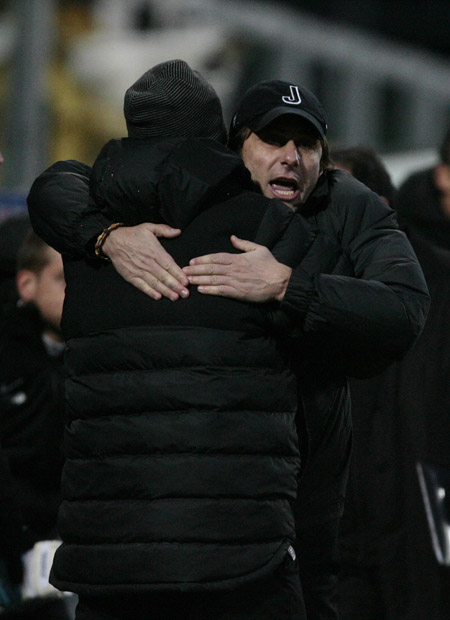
[16,269,37,304]
[433,163,450,193]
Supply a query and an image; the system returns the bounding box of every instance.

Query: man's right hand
[102,223,190,301]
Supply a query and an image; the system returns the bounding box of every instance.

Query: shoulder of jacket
[89,138,182,209]
[310,169,396,247]
[166,138,246,184]
[326,169,394,220]
[328,168,377,201]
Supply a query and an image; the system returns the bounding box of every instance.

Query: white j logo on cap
[282,85,302,105]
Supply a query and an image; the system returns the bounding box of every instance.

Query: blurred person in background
[0,146,31,319]
[331,145,396,207]
[0,213,32,319]
[28,74,430,620]
[0,230,71,619]
[332,138,450,620]
[393,128,450,620]
[0,147,25,614]
[398,126,450,233]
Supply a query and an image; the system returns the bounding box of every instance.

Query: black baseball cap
[229,80,328,141]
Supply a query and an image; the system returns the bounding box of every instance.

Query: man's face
[18,247,65,339]
[33,248,65,336]
[241,115,323,209]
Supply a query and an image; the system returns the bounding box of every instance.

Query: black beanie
[124,59,227,144]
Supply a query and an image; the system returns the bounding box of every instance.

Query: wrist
[95,222,124,260]
[274,265,292,302]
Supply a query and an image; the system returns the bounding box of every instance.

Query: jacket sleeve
[27,160,112,257]
[27,139,247,257]
[278,186,430,367]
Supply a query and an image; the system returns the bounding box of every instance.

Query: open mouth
[269,178,299,200]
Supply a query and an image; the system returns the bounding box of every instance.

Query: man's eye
[296,140,314,149]
[264,137,284,147]
[258,131,284,146]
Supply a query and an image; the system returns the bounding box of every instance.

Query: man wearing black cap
[180,80,429,619]
[28,74,429,620]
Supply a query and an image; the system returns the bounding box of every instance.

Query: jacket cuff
[81,213,115,257]
[278,267,315,325]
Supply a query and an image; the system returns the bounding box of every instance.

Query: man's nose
[280,140,299,166]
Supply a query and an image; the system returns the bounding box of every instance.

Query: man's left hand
[183,235,292,302]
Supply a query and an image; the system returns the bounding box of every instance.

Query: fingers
[158,252,190,290]
[134,225,189,290]
[197,284,239,298]
[140,260,190,301]
[124,267,188,301]
[148,223,182,239]
[105,224,189,299]
[188,253,234,266]
[230,235,258,252]
[128,277,162,301]
[186,238,257,267]
[184,236,259,271]
[129,278,187,302]
[123,252,190,301]
[183,263,232,279]
[187,275,230,288]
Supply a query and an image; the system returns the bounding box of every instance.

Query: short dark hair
[331,145,396,207]
[439,127,450,166]
[17,230,52,273]
[228,126,332,172]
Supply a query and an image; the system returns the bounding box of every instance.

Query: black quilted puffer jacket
[43,138,311,595]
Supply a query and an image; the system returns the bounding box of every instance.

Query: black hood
[89,137,253,230]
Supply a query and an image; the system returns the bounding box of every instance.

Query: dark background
[264,0,450,59]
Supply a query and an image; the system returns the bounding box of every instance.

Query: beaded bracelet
[94,222,124,260]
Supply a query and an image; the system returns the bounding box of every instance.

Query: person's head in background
[123,59,227,143]
[433,127,450,216]
[16,231,65,343]
[0,214,32,316]
[331,145,396,208]
[0,149,33,316]
[228,80,332,210]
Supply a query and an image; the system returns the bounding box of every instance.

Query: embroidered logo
[287,545,297,561]
[281,86,302,106]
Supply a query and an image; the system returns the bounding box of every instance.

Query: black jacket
[0,305,65,544]
[31,138,313,595]
[28,139,429,599]
[339,168,450,620]
[0,443,24,586]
